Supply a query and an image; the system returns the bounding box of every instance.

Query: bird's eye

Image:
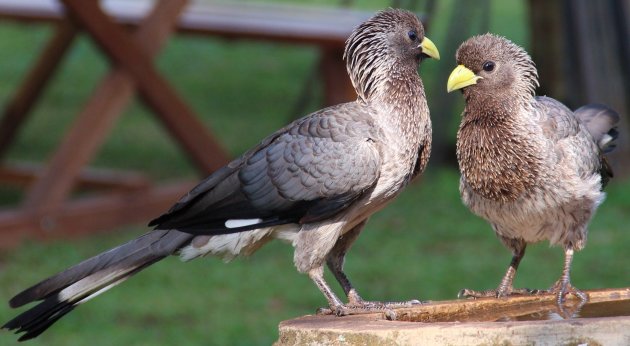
[407,30,418,41]
[482,61,495,72]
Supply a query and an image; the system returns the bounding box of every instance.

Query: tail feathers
[575,104,620,153]
[9,229,190,308]
[3,229,192,341]
[3,296,77,341]
[4,260,157,341]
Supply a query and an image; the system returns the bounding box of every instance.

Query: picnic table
[0,0,372,247]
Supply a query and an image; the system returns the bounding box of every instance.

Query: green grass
[0,1,628,345]
[1,172,629,345]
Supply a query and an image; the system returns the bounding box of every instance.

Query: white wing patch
[224,218,263,228]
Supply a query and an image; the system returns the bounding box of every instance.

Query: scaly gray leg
[326,220,365,305]
[308,266,345,314]
[318,220,421,315]
[547,248,588,304]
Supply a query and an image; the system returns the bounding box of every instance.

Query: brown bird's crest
[456,33,539,98]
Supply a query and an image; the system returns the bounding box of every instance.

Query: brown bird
[4,9,439,341]
[447,34,619,304]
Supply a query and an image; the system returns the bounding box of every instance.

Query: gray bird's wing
[535,96,582,142]
[149,102,382,234]
[534,96,607,182]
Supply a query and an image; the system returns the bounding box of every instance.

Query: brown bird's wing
[149,102,382,233]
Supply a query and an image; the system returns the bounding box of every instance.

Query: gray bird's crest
[344,9,424,102]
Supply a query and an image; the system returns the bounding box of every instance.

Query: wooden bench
[0,0,370,44]
[0,0,372,247]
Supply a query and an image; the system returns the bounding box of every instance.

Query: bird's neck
[366,64,432,179]
[457,96,540,202]
[368,65,430,141]
[462,90,515,123]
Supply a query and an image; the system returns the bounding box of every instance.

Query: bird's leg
[459,240,537,298]
[495,244,531,296]
[308,266,346,315]
[320,221,421,315]
[326,221,366,306]
[547,248,588,304]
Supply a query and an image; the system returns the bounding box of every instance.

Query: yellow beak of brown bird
[446,64,482,92]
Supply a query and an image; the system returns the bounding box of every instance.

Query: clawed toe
[316,307,333,315]
[458,287,538,299]
[380,299,424,308]
[317,299,423,316]
[458,287,500,299]
[316,305,350,316]
[458,288,478,299]
[547,281,588,304]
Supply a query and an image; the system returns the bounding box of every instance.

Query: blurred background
[0,0,628,345]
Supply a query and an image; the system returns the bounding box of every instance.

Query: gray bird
[447,33,619,304]
[4,9,439,341]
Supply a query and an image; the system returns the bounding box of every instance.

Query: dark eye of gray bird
[3,9,440,341]
[447,33,619,306]
[482,61,495,72]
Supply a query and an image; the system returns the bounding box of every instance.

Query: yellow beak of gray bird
[3,9,439,341]
[447,33,619,304]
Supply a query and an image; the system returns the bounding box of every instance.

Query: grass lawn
[0,1,628,345]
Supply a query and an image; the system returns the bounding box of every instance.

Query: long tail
[575,103,620,153]
[3,229,193,341]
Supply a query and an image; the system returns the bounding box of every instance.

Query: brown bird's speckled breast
[457,103,542,203]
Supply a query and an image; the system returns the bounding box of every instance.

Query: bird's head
[446,34,538,101]
[344,9,440,101]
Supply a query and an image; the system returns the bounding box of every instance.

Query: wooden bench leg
[319,46,356,105]
[0,181,196,248]
[62,0,230,175]
[23,0,188,213]
[0,20,76,158]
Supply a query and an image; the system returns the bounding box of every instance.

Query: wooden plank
[0,0,371,46]
[173,1,371,45]
[0,163,150,191]
[389,287,630,323]
[22,0,189,211]
[0,0,64,22]
[0,181,194,248]
[61,0,230,175]
[0,20,76,157]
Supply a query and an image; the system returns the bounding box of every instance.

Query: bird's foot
[316,299,423,317]
[546,280,588,304]
[458,286,539,299]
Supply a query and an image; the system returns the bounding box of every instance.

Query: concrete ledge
[276,287,630,345]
